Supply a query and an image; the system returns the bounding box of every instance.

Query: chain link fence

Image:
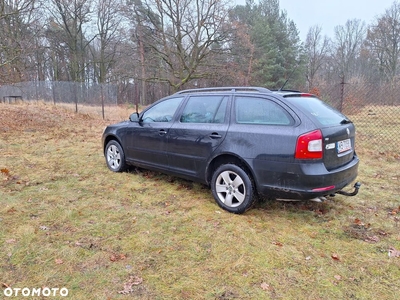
[312,80,399,153]
[1,80,399,152]
[0,81,123,119]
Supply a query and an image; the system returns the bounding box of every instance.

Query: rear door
[167,95,230,179]
[218,95,299,189]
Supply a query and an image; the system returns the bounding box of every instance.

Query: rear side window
[180,95,228,123]
[235,96,292,125]
[286,97,347,126]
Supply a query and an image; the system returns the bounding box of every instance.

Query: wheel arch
[103,134,123,154]
[206,154,256,189]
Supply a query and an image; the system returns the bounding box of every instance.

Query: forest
[1,0,400,105]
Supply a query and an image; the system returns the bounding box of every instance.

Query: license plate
[337,139,352,153]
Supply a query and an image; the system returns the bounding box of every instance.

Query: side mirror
[129,112,140,122]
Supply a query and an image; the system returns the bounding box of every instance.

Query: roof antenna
[279,79,289,91]
[278,65,298,91]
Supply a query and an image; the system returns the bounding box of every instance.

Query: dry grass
[351,105,400,153]
[1,102,399,299]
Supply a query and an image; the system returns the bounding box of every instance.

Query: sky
[235,0,397,41]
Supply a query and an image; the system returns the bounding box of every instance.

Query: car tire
[211,164,255,214]
[105,140,127,172]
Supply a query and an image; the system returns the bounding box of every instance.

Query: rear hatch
[283,94,356,170]
[320,123,356,170]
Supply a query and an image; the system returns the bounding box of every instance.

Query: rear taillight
[295,130,323,159]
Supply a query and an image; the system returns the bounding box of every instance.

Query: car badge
[346,128,350,136]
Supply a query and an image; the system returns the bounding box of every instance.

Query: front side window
[235,96,292,125]
[141,97,183,123]
[180,96,228,123]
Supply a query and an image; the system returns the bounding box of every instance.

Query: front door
[167,95,229,179]
[125,97,184,170]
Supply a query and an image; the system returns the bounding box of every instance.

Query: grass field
[1,102,399,299]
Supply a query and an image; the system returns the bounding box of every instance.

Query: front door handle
[159,129,167,136]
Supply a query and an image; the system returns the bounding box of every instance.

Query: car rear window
[285,96,347,126]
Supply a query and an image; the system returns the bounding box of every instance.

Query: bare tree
[304,25,330,89]
[332,19,366,82]
[89,0,123,117]
[123,0,161,104]
[366,1,400,82]
[92,0,122,84]
[47,0,93,83]
[0,0,38,83]
[45,0,95,112]
[140,0,232,92]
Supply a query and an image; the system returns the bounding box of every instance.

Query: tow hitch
[335,182,361,197]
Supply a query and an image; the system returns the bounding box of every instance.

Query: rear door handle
[209,132,222,139]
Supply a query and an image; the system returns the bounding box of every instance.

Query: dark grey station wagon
[102,87,360,214]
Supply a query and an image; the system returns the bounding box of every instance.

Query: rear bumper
[254,155,359,200]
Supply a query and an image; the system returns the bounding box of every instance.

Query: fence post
[73,83,78,113]
[101,84,105,120]
[340,75,346,112]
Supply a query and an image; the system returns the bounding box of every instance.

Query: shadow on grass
[125,167,349,222]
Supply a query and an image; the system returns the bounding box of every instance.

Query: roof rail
[174,86,271,94]
[272,89,301,93]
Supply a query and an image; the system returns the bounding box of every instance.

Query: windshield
[286,97,348,126]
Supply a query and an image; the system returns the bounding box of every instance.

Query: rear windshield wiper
[340,118,353,124]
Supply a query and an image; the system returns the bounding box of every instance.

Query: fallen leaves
[388,247,400,258]
[364,235,380,243]
[110,253,127,262]
[1,167,25,185]
[1,168,10,175]
[260,282,271,291]
[353,218,370,229]
[344,217,390,243]
[1,282,10,288]
[331,253,340,261]
[117,276,143,295]
[388,206,400,215]
[7,207,17,213]
[334,274,342,281]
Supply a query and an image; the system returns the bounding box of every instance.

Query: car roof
[171,87,318,99]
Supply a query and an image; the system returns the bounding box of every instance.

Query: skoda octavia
[102,87,359,214]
